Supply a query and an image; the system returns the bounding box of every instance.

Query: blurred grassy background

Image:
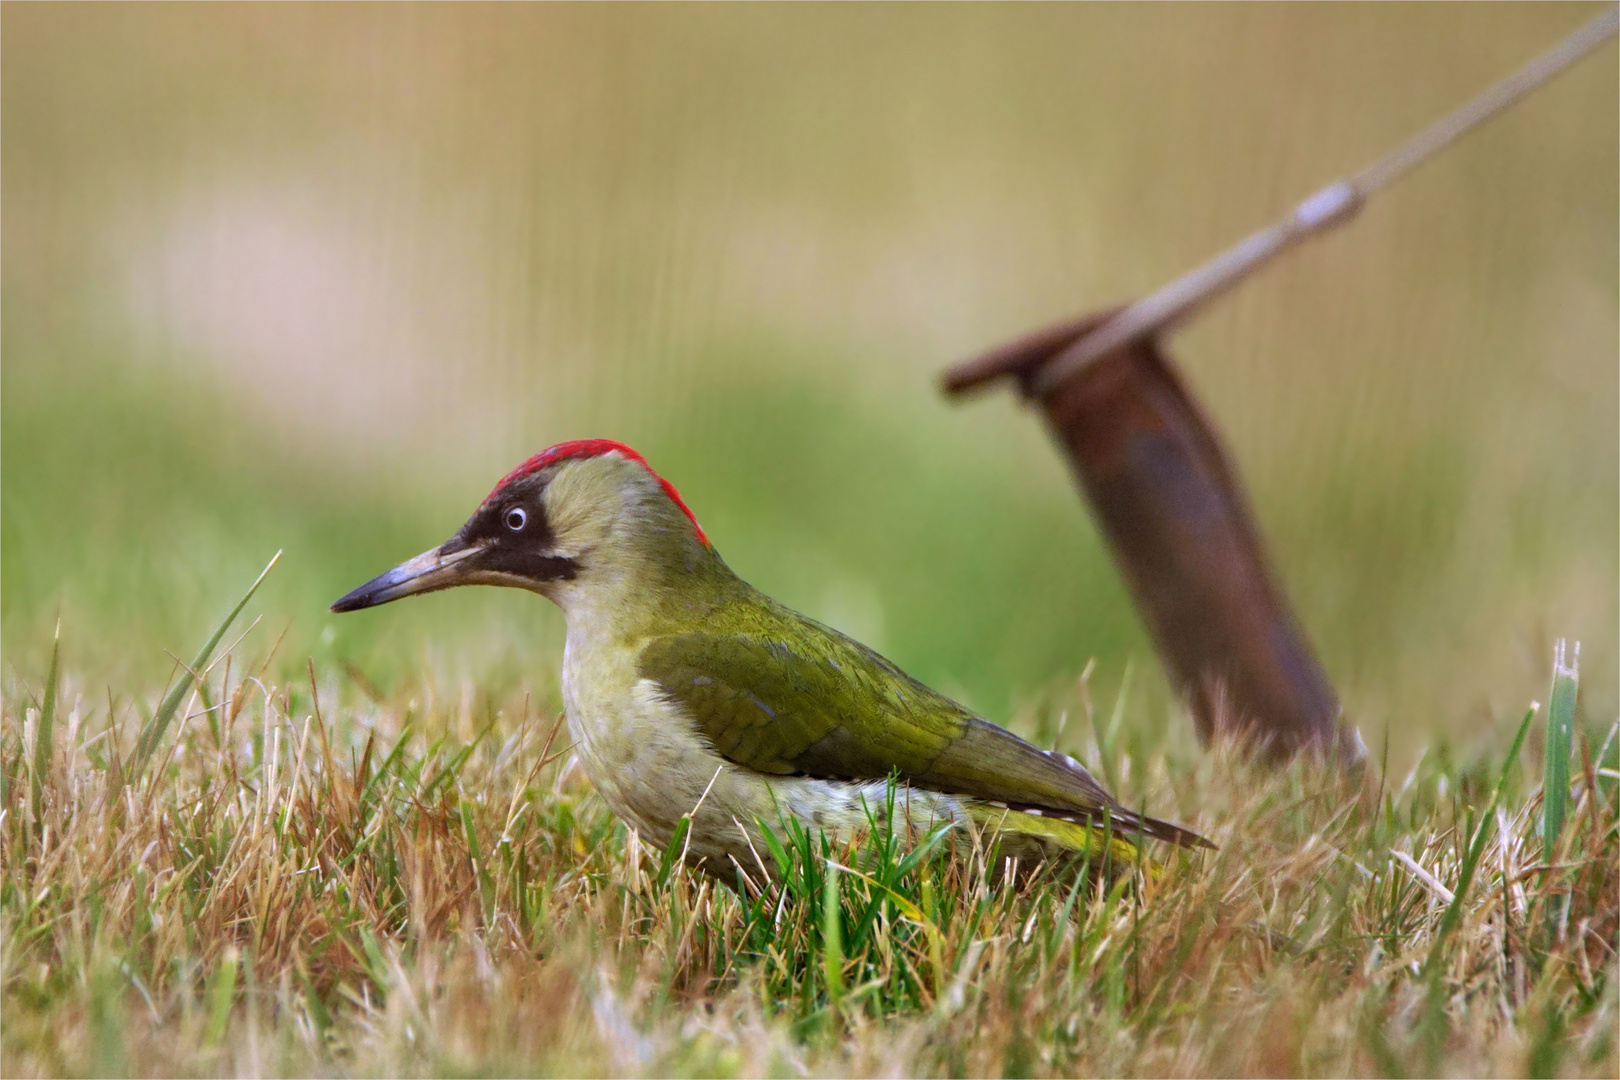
[3,4,1614,763]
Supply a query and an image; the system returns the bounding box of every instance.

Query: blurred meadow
[4,4,1615,753]
[4,6,1618,1077]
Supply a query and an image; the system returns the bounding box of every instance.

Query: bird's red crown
[487,439,709,546]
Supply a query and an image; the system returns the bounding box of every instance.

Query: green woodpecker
[333,440,1206,877]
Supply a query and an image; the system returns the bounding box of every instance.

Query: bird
[332,440,1207,880]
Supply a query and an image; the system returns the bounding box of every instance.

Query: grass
[3,595,1615,1077]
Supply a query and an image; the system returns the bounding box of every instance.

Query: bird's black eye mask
[447,475,579,583]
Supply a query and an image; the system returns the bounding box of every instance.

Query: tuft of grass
[2,621,1617,1077]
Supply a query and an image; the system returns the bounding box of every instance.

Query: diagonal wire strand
[1029,6,1619,395]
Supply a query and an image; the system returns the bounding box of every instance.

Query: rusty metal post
[945,312,1364,764]
[935,15,1620,763]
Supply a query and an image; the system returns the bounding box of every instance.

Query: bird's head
[331,440,713,614]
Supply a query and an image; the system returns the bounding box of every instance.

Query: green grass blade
[204,949,239,1046]
[1424,704,1536,972]
[1542,639,1579,859]
[460,801,494,915]
[131,551,281,778]
[893,821,954,879]
[657,815,692,889]
[358,722,414,819]
[359,927,391,992]
[30,619,60,830]
[754,816,793,896]
[822,860,844,1006]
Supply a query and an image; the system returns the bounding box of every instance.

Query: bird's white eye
[505,507,528,531]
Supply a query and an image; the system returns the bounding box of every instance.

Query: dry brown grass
[3,631,1615,1078]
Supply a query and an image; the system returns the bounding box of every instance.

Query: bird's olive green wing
[638,621,969,780]
[637,609,1204,847]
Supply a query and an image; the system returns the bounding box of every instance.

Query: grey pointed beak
[330,541,486,613]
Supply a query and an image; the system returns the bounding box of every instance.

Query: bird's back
[639,577,1206,850]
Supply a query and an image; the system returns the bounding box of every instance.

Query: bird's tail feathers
[966,800,1211,862]
[1108,807,1213,849]
[966,803,1141,865]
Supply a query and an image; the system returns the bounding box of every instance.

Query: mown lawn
[3,590,1613,1078]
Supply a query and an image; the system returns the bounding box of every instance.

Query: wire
[1029,6,1618,396]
